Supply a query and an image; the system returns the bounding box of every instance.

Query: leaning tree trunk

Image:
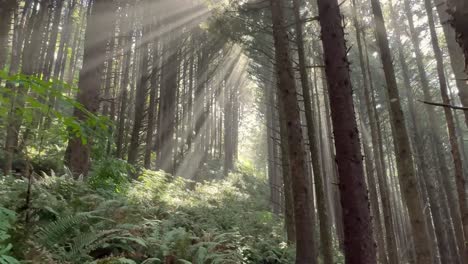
[424,0,468,260]
[369,0,434,262]
[269,0,316,262]
[315,0,376,262]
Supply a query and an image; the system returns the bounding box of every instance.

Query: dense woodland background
[0,0,467,263]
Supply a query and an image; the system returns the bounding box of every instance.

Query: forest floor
[0,165,296,264]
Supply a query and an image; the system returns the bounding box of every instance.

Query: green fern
[37,212,93,247]
[0,207,19,264]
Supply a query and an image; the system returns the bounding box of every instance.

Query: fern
[37,212,93,247]
[0,207,19,264]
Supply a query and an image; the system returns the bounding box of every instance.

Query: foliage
[0,165,297,263]
[0,207,20,264]
[88,158,134,193]
[0,70,113,175]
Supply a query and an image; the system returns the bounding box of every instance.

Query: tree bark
[369,0,434,262]
[292,0,331,262]
[315,0,376,262]
[0,0,16,70]
[269,0,316,262]
[65,0,112,177]
[424,0,468,260]
[352,2,396,262]
[127,13,150,166]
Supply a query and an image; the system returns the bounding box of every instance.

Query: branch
[418,100,468,111]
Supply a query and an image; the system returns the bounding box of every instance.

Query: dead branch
[418,100,468,111]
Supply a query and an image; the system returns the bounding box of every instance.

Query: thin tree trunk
[144,39,159,169]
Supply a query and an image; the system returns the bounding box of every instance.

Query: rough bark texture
[446,0,468,74]
[435,0,468,127]
[277,80,296,244]
[369,0,434,262]
[66,0,112,177]
[316,0,376,262]
[269,0,316,262]
[291,0,331,262]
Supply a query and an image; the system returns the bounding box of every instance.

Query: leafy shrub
[88,158,134,193]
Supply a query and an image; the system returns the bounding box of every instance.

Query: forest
[0,0,467,263]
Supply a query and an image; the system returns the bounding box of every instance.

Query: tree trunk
[144,39,159,169]
[269,0,316,262]
[157,36,178,174]
[315,0,376,262]
[369,0,434,262]
[352,1,396,262]
[65,0,112,177]
[127,14,150,166]
[424,0,468,260]
[446,0,468,74]
[292,0,331,262]
[0,0,16,70]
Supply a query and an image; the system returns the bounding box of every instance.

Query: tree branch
[418,99,468,110]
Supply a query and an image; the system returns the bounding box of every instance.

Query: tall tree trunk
[315,0,376,262]
[223,81,234,176]
[144,39,159,169]
[352,2,396,262]
[277,85,296,243]
[389,0,454,262]
[157,36,178,174]
[115,4,133,159]
[403,0,466,259]
[369,0,434,262]
[269,0,316,262]
[424,0,468,260]
[65,0,112,176]
[127,15,150,166]
[0,0,16,70]
[292,0,330,262]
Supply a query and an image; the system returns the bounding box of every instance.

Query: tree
[423,0,468,259]
[369,0,434,262]
[269,0,316,262]
[65,0,113,176]
[0,0,15,70]
[315,0,376,262]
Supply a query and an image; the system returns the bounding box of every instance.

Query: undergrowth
[0,163,294,264]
